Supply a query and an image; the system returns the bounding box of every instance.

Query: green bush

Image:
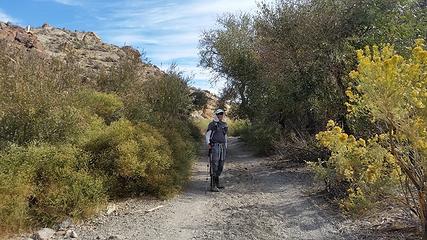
[122,66,192,125]
[73,89,124,124]
[0,104,91,148]
[96,56,141,93]
[0,42,88,148]
[187,119,203,143]
[81,119,174,196]
[227,119,250,137]
[0,144,106,229]
[193,118,211,133]
[240,121,281,154]
[161,121,198,193]
[0,167,33,233]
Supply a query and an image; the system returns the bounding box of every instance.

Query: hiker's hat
[215,109,225,115]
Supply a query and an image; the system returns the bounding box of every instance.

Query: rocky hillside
[0,21,163,79]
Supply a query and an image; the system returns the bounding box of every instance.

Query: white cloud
[0,9,18,23]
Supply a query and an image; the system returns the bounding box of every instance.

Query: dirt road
[75,137,357,240]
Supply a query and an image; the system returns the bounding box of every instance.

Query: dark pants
[211,143,226,177]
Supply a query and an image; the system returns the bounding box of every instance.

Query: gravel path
[73,137,356,240]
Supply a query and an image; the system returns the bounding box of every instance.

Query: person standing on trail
[206,108,228,192]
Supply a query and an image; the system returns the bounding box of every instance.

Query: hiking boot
[211,186,220,192]
[216,177,224,189]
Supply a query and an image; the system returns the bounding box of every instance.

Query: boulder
[41,23,51,29]
[121,46,141,59]
[82,32,101,45]
[0,23,43,49]
[106,203,117,215]
[15,31,34,48]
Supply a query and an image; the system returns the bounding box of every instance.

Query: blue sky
[0,0,262,93]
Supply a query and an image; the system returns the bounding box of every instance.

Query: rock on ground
[31,228,56,240]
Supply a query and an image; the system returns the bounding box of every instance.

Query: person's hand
[208,144,212,149]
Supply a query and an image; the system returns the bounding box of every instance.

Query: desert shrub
[193,118,211,133]
[0,144,106,229]
[96,55,141,93]
[110,64,199,195]
[0,36,200,234]
[0,167,33,233]
[0,103,91,148]
[81,119,174,196]
[26,145,105,224]
[227,119,250,137]
[73,89,124,124]
[312,121,400,213]
[0,42,89,147]
[129,66,192,124]
[187,119,203,143]
[240,121,281,154]
[273,132,327,164]
[161,120,198,193]
[314,41,427,236]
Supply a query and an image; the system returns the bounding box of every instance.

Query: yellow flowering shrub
[315,40,427,233]
[313,120,400,213]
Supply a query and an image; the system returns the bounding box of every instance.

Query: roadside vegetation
[0,41,200,234]
[199,0,427,237]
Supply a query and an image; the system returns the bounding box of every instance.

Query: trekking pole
[205,148,212,193]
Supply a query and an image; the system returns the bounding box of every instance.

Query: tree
[199,0,427,153]
[199,14,262,120]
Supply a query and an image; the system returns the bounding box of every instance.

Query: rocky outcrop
[0,21,163,79]
[0,22,43,49]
